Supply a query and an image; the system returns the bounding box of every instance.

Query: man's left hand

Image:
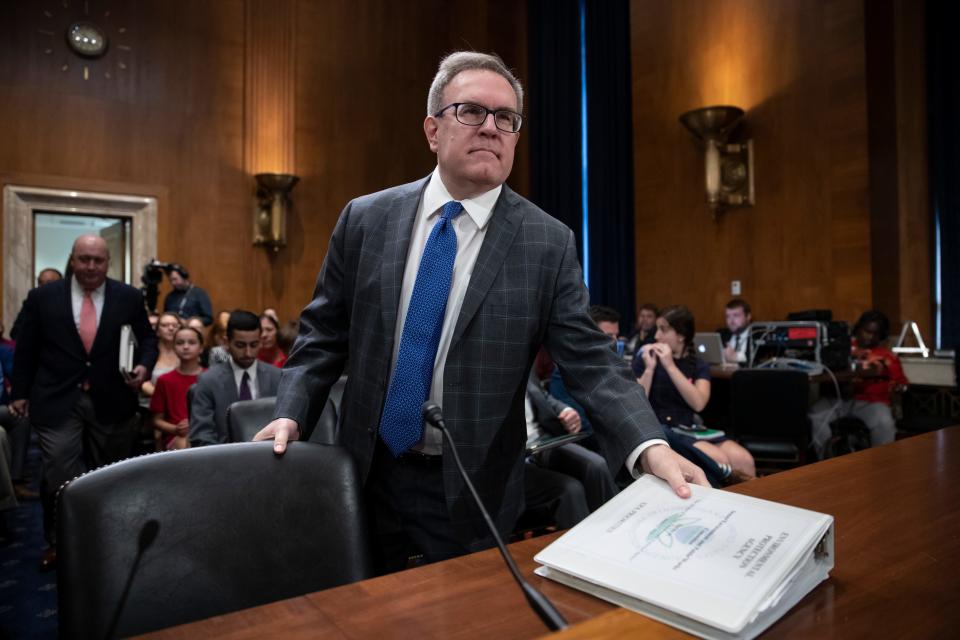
[558,407,581,434]
[125,365,148,391]
[640,443,709,498]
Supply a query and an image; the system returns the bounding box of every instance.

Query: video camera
[140,259,175,312]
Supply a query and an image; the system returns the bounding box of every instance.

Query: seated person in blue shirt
[633,305,755,482]
[548,305,624,436]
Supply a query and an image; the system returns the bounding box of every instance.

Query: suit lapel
[450,186,523,348]
[380,177,430,348]
[222,365,239,404]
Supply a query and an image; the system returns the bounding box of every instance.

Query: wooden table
[142,428,960,639]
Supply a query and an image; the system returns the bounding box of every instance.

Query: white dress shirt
[230,359,260,400]
[393,168,667,474]
[70,276,106,330]
[727,330,749,363]
[393,167,497,454]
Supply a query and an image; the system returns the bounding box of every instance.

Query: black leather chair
[729,369,813,473]
[226,396,277,443]
[226,376,347,444]
[57,442,372,638]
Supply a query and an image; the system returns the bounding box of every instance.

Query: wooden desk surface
[142,428,960,639]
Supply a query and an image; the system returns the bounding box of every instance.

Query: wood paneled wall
[629,0,878,329]
[0,0,528,324]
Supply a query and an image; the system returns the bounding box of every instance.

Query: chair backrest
[310,376,347,445]
[226,396,277,442]
[57,442,372,638]
[226,376,348,444]
[730,369,811,444]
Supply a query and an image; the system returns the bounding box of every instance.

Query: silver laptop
[694,332,728,365]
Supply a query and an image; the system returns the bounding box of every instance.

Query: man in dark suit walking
[255,51,707,571]
[9,234,157,568]
[189,310,282,446]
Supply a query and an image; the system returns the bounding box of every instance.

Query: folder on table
[534,475,834,640]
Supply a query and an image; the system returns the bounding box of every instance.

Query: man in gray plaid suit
[256,51,707,570]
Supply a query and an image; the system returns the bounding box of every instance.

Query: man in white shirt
[722,298,753,364]
[189,310,281,446]
[256,51,707,571]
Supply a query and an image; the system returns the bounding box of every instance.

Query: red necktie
[79,291,97,353]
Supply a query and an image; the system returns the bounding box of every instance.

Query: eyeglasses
[434,102,523,133]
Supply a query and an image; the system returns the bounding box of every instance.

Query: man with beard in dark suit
[9,234,157,569]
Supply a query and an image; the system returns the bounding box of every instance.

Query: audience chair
[729,369,813,473]
[226,396,277,443]
[897,355,959,434]
[313,376,347,444]
[226,376,347,444]
[57,442,372,638]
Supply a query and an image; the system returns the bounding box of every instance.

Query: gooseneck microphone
[104,519,160,639]
[421,402,568,632]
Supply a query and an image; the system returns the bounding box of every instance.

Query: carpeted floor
[0,438,57,640]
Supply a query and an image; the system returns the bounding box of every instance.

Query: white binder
[119,324,137,375]
[534,475,834,640]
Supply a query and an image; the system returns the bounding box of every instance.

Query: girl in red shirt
[150,326,205,450]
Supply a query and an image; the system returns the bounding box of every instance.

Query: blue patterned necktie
[380,200,465,456]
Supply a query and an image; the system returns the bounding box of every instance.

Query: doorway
[33,212,133,284]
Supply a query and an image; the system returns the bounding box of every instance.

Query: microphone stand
[104,519,160,639]
[422,402,568,632]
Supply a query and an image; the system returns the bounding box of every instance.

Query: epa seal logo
[628,502,737,563]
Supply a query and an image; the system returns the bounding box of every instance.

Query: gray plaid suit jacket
[275,175,663,546]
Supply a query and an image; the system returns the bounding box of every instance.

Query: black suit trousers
[34,392,138,543]
[364,440,496,574]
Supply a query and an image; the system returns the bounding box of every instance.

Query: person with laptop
[633,305,756,483]
[694,332,738,368]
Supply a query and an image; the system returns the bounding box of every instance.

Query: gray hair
[426,51,524,116]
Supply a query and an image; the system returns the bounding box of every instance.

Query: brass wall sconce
[253,173,299,252]
[679,106,755,220]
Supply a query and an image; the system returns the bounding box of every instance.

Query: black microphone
[104,519,160,639]
[422,402,568,632]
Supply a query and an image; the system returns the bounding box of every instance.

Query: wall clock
[37,1,131,81]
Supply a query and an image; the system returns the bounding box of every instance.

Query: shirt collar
[71,275,106,298]
[423,166,501,230]
[229,358,258,378]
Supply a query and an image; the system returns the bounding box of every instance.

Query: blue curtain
[583,0,636,330]
[928,0,960,349]
[528,0,637,334]
[528,0,583,251]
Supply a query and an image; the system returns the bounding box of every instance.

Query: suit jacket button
[85,361,92,367]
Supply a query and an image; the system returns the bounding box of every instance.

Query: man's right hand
[9,399,28,418]
[558,407,582,434]
[253,418,300,454]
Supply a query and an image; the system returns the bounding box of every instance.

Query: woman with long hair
[257,312,286,368]
[633,305,755,482]
[140,312,182,399]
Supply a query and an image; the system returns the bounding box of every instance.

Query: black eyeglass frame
[433,102,524,133]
